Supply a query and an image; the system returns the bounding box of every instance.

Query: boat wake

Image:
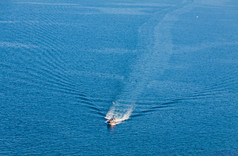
[105,0,193,125]
[105,102,135,125]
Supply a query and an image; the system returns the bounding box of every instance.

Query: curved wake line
[105,0,194,124]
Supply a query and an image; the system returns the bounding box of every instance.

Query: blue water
[1,0,238,155]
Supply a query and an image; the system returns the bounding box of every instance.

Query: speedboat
[106,118,117,125]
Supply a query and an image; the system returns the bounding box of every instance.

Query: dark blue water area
[0,0,238,155]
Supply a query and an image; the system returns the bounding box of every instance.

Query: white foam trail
[105,0,193,125]
[105,102,135,124]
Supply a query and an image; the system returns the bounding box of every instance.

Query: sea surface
[0,0,238,155]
